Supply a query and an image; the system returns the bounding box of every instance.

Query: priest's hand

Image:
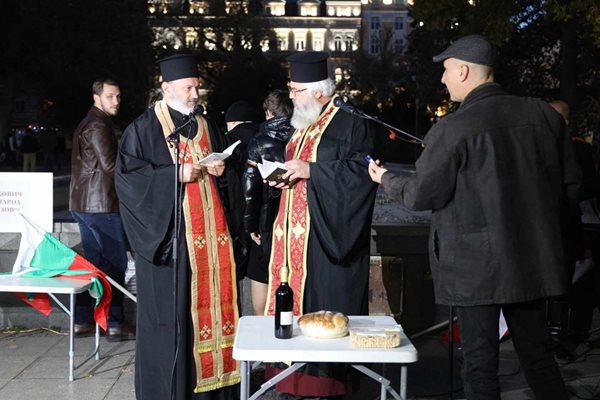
[268,159,309,189]
[368,159,387,183]
[179,163,203,182]
[205,160,225,177]
[250,232,261,245]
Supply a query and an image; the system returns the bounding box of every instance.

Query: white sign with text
[0,172,53,232]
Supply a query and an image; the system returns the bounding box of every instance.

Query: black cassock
[303,108,378,316]
[115,106,238,400]
[268,103,379,397]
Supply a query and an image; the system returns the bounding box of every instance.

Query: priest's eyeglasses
[288,86,307,96]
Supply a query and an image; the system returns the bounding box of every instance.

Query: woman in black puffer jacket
[242,90,294,315]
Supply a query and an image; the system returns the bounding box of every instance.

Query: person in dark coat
[115,54,240,400]
[220,100,260,284]
[265,52,378,398]
[369,35,581,400]
[242,89,293,315]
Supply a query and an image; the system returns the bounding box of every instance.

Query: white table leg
[240,360,248,400]
[400,365,407,400]
[69,292,75,381]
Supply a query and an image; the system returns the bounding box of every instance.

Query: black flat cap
[287,51,330,83]
[432,35,496,66]
[225,101,258,122]
[159,54,198,82]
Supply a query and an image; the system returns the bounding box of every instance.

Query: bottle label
[280,311,293,326]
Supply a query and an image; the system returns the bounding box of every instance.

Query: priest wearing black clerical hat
[115,54,241,400]
[263,51,379,399]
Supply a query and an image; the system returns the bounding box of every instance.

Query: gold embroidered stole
[265,98,340,316]
[154,101,240,392]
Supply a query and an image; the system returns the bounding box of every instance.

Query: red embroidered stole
[265,99,340,316]
[154,101,240,392]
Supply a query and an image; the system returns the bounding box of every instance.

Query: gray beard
[291,98,323,129]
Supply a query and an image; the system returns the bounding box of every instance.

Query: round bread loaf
[298,310,349,339]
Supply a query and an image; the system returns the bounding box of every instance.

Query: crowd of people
[16,34,599,400]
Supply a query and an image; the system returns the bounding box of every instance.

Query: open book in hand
[197,140,241,165]
[257,158,289,184]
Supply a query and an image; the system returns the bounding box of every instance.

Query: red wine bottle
[275,265,293,339]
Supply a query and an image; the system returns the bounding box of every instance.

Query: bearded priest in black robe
[115,54,240,400]
[264,51,378,398]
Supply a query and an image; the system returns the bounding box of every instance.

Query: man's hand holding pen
[366,155,387,184]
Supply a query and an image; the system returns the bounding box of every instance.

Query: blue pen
[364,155,374,163]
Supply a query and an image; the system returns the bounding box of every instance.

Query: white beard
[167,96,195,115]
[291,96,323,129]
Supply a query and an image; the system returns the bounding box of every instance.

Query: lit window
[345,36,353,52]
[334,35,342,51]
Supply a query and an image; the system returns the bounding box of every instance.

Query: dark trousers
[72,211,128,328]
[455,300,567,400]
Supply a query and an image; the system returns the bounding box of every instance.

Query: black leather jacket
[242,115,293,234]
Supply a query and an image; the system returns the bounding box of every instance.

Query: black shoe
[107,325,136,342]
[73,323,94,337]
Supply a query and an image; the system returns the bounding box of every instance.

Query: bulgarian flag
[11,214,112,331]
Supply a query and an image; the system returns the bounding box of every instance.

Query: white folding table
[233,315,418,400]
[0,275,100,381]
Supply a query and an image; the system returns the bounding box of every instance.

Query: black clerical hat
[159,54,198,82]
[432,35,496,67]
[287,51,330,83]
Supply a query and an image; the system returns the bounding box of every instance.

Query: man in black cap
[220,100,261,283]
[115,54,240,400]
[264,51,378,398]
[369,34,579,399]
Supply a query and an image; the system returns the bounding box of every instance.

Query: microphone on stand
[333,97,423,144]
[190,104,204,117]
[333,97,358,115]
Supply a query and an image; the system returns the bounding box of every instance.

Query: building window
[313,39,323,51]
[345,36,353,52]
[395,16,404,30]
[334,35,342,51]
[371,16,380,30]
[296,39,305,50]
[185,30,198,48]
[278,38,287,51]
[370,35,380,54]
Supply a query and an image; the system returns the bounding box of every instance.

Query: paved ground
[1,316,599,400]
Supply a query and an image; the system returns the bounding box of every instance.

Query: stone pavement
[1,318,599,400]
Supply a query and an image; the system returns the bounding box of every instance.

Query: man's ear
[459,64,469,82]
[161,81,169,94]
[313,90,322,100]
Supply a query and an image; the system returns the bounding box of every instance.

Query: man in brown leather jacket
[69,79,133,341]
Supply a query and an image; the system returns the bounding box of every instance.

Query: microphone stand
[355,109,423,144]
[166,112,195,400]
[336,100,423,144]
